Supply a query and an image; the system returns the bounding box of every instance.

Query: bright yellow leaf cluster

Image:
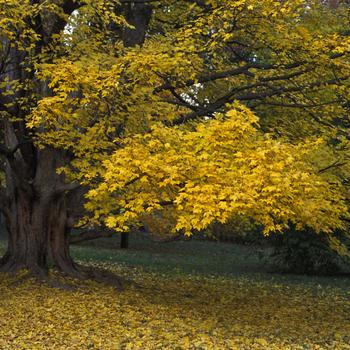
[84,105,347,236]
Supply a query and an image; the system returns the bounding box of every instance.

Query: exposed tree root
[76,264,125,291]
[0,260,24,276]
[0,262,73,290]
[7,272,34,287]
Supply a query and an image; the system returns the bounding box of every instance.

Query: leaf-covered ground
[0,237,349,349]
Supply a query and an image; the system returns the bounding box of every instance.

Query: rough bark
[0,154,122,289]
[0,147,78,277]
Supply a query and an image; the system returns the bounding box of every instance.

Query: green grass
[0,231,349,292]
[72,238,261,275]
[70,234,350,293]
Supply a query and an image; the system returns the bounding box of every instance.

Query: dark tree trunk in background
[123,3,152,47]
[120,233,129,249]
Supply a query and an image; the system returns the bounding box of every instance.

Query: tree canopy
[0,0,350,276]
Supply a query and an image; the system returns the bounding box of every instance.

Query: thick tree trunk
[0,150,122,288]
[0,183,123,289]
[0,191,76,276]
[0,147,79,277]
[0,125,84,280]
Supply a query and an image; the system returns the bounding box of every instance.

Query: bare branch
[170,75,350,125]
[69,228,116,244]
[53,182,81,195]
[318,160,347,174]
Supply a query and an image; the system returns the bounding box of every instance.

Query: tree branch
[53,182,81,196]
[169,75,350,125]
[69,228,116,244]
[318,160,347,174]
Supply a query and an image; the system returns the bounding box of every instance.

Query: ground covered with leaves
[0,239,349,349]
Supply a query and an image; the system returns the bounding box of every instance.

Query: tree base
[0,261,124,291]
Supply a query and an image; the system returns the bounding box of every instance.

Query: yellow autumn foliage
[84,105,347,237]
[2,1,350,243]
[21,0,349,244]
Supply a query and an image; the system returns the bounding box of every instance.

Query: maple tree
[0,0,350,281]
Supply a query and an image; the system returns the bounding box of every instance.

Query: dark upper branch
[255,99,341,109]
[62,0,82,15]
[154,62,309,93]
[0,140,33,160]
[318,159,347,174]
[69,228,116,244]
[155,50,347,95]
[154,65,254,93]
[0,145,14,159]
[235,75,350,102]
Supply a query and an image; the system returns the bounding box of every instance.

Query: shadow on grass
[70,234,350,292]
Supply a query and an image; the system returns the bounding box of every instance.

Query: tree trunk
[0,147,79,277]
[0,147,122,288]
[0,191,76,276]
[120,232,129,249]
[0,178,123,288]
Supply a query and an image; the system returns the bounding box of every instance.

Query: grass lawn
[0,234,349,349]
